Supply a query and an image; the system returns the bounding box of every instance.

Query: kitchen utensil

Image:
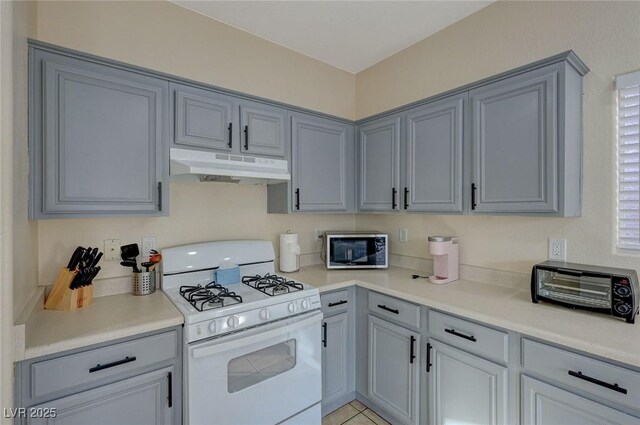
[121,244,140,261]
[132,271,156,296]
[91,252,103,267]
[67,246,85,270]
[141,261,158,272]
[120,260,140,273]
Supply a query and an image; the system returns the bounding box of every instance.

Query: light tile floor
[322,400,391,425]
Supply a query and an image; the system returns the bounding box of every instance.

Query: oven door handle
[191,310,322,358]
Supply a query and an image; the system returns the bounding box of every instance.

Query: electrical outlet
[548,238,567,261]
[399,228,408,243]
[315,229,324,240]
[142,237,157,258]
[104,239,121,261]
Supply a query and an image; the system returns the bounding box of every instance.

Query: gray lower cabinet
[171,82,238,152]
[240,101,287,157]
[469,62,584,216]
[368,314,419,425]
[322,313,349,410]
[15,327,181,425]
[358,116,402,212]
[28,366,174,425]
[404,93,465,213]
[291,113,355,212]
[29,47,169,219]
[428,340,508,425]
[522,376,640,425]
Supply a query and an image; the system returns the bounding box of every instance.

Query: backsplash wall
[37,182,355,288]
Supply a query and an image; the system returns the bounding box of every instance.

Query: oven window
[227,339,296,393]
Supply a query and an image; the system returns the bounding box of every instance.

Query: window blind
[617,71,640,250]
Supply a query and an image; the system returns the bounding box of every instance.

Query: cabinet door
[240,101,287,157]
[172,83,237,152]
[358,116,401,211]
[368,315,419,425]
[322,313,349,406]
[405,94,465,212]
[28,366,174,425]
[428,340,507,425]
[470,64,559,213]
[291,114,354,212]
[31,49,168,218]
[522,376,639,425]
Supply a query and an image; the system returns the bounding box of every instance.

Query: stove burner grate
[179,281,243,311]
[242,273,303,296]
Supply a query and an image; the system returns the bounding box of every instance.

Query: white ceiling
[170,1,493,74]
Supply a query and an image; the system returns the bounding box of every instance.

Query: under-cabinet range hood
[170,148,290,185]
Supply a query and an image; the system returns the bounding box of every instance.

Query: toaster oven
[531,261,639,323]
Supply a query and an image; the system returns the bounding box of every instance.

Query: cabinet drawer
[321,290,351,315]
[428,310,508,364]
[30,330,178,400]
[522,339,640,411]
[368,291,420,328]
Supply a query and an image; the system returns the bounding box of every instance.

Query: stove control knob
[301,299,309,310]
[288,302,297,313]
[259,308,270,321]
[208,321,217,333]
[227,315,240,328]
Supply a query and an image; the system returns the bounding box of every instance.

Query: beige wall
[356,1,640,274]
[33,1,356,288]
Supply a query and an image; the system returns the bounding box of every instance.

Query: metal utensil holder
[132,270,157,296]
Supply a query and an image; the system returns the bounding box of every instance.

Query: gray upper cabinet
[240,101,287,158]
[469,62,584,216]
[404,93,465,213]
[358,116,402,212]
[171,83,237,152]
[29,48,169,219]
[291,113,354,212]
[428,340,508,425]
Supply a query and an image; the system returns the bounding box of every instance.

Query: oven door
[186,311,322,425]
[327,235,388,269]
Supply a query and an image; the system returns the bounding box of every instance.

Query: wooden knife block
[44,268,93,311]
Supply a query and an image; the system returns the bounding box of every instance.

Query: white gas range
[161,240,322,425]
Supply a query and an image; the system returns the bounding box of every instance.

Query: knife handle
[67,247,85,270]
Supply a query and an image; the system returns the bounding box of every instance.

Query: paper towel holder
[280,230,301,273]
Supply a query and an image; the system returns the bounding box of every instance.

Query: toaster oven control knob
[208,321,217,333]
[301,299,309,310]
[615,302,632,315]
[288,302,297,313]
[614,285,631,297]
[227,315,240,328]
[259,308,270,321]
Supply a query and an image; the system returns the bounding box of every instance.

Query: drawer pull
[328,300,348,307]
[167,372,173,408]
[444,328,477,342]
[322,322,327,348]
[89,356,137,373]
[378,304,399,314]
[568,370,628,395]
[409,335,416,364]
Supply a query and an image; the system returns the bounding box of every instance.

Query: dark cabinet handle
[392,188,397,210]
[157,182,162,211]
[295,188,300,210]
[89,356,137,373]
[444,328,477,342]
[378,304,399,314]
[167,372,173,407]
[227,123,233,148]
[322,322,327,348]
[471,183,477,210]
[244,125,249,150]
[409,335,416,364]
[404,187,409,209]
[568,370,628,394]
[328,300,347,307]
[426,343,432,372]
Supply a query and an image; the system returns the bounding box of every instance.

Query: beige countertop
[20,291,184,360]
[282,265,640,368]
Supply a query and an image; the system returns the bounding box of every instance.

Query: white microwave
[325,232,388,269]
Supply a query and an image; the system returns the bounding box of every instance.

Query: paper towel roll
[280,232,301,272]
